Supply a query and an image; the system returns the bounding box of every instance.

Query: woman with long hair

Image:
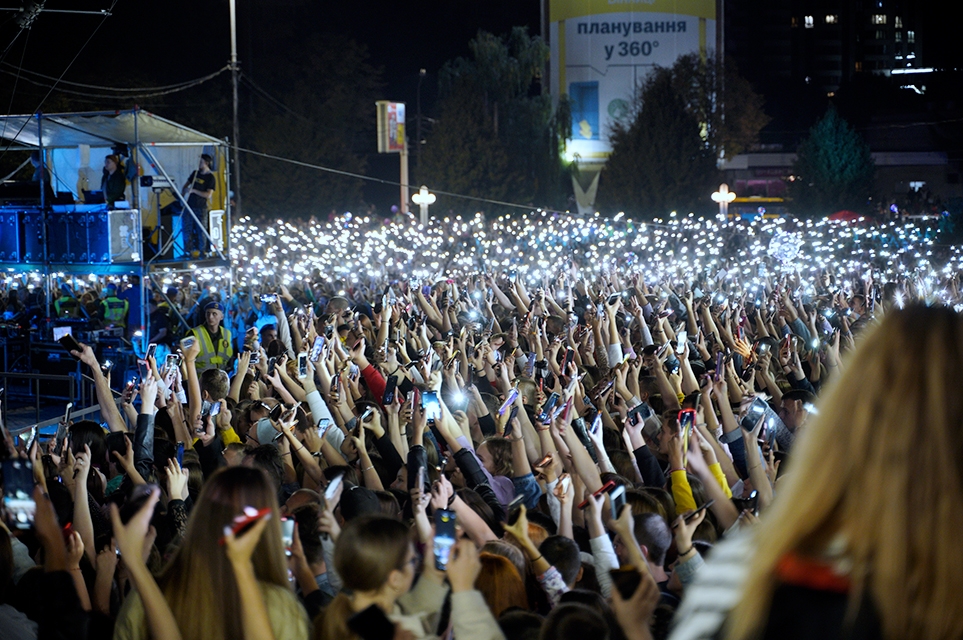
[671,305,963,640]
[476,552,529,617]
[114,466,310,640]
[314,514,505,640]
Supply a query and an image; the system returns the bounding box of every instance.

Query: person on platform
[53,284,82,319]
[181,154,216,257]
[29,150,55,203]
[101,154,127,208]
[190,301,233,373]
[100,283,129,328]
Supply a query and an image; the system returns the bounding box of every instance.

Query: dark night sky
[0,0,958,209]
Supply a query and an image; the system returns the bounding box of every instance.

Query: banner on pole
[376,101,406,153]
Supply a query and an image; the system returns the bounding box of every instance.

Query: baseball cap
[205,301,224,312]
[338,484,381,522]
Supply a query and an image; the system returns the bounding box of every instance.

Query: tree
[789,105,875,217]
[421,28,570,214]
[669,53,770,159]
[600,67,719,217]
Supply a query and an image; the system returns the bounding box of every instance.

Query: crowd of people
[2,210,963,640]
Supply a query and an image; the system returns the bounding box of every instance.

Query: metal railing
[8,404,103,436]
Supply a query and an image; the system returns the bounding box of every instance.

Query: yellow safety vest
[102,296,129,327]
[54,296,81,318]
[191,324,233,372]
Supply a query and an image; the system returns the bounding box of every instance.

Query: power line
[0,24,29,143]
[0,65,227,100]
[237,145,567,214]
[240,73,313,123]
[0,60,229,92]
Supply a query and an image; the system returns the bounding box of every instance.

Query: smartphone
[260,294,278,304]
[416,465,426,491]
[590,413,602,435]
[383,375,398,406]
[498,387,519,416]
[280,517,295,556]
[533,453,553,469]
[571,417,598,465]
[656,341,672,360]
[317,418,332,439]
[310,336,325,362]
[606,292,622,306]
[421,391,441,423]
[180,336,195,350]
[267,357,277,378]
[360,406,375,423]
[556,474,572,496]
[165,353,182,370]
[563,347,575,370]
[506,495,525,525]
[2,459,36,529]
[120,483,160,525]
[683,499,715,523]
[58,333,83,357]
[297,353,308,379]
[347,604,396,640]
[176,442,185,467]
[610,567,644,600]
[218,507,273,545]
[324,474,344,507]
[714,351,725,381]
[146,343,157,361]
[577,479,617,510]
[675,330,687,354]
[504,406,519,438]
[740,397,769,432]
[209,400,222,418]
[732,490,759,516]
[609,484,627,519]
[433,509,456,571]
[249,349,260,365]
[678,408,696,459]
[538,392,560,423]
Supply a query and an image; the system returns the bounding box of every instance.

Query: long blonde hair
[158,466,289,640]
[728,305,963,640]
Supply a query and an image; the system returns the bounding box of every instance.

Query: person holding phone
[671,306,963,640]
[113,466,309,640]
[315,514,504,640]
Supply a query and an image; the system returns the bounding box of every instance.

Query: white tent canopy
[0,109,223,148]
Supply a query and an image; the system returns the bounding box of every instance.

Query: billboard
[550,0,716,164]
[376,101,406,153]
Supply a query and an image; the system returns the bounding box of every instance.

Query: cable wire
[0,64,227,100]
[1,60,229,92]
[240,73,313,123]
[0,24,29,143]
[0,0,118,162]
[237,145,569,214]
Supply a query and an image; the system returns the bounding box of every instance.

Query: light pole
[412,185,436,227]
[712,183,736,220]
[416,68,426,182]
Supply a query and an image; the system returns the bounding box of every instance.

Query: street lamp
[712,183,736,220]
[412,185,436,226]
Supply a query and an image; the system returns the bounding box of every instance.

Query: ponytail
[313,593,358,640]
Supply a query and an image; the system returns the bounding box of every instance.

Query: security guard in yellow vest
[100,284,129,328]
[190,301,233,372]
[54,285,81,318]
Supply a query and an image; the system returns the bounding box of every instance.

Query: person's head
[222,442,247,467]
[283,488,320,516]
[157,466,287,640]
[104,154,119,172]
[259,324,277,348]
[204,302,224,330]
[849,294,867,316]
[29,150,41,168]
[729,306,963,640]
[539,602,610,640]
[199,154,213,171]
[337,484,381,523]
[481,539,527,580]
[614,513,671,571]
[540,535,583,588]
[476,552,528,616]
[777,388,817,433]
[477,436,514,477]
[242,445,284,491]
[200,368,230,402]
[498,609,544,640]
[317,515,417,638]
